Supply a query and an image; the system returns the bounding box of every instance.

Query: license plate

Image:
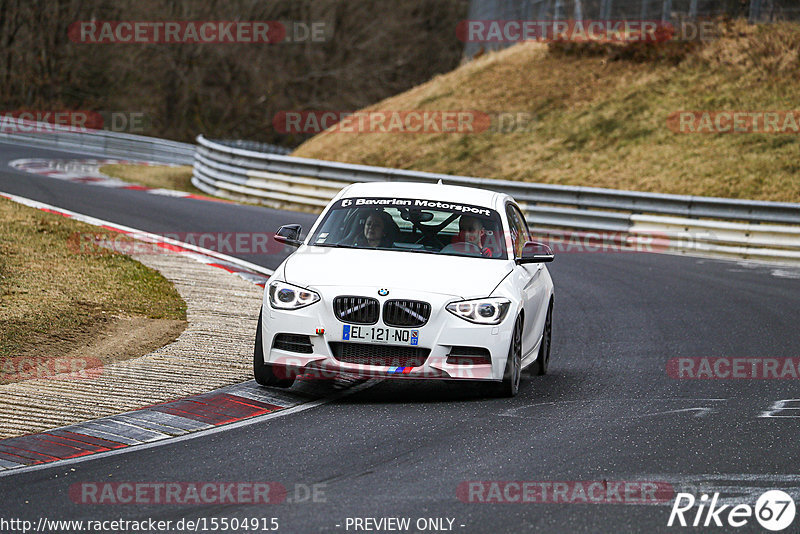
[342,325,419,346]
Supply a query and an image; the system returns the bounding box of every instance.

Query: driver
[456,215,493,257]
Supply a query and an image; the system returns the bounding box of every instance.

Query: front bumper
[260,287,514,381]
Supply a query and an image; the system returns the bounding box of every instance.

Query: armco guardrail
[0,117,198,165]
[193,135,800,262]
[213,139,291,156]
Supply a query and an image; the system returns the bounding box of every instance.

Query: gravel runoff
[0,252,264,439]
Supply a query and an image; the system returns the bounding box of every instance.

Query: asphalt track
[1,140,800,533]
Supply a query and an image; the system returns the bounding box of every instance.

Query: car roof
[339,181,510,209]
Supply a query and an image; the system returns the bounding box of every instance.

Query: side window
[511,204,531,242]
[505,204,527,258]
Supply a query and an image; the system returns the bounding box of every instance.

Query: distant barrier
[0,116,195,165]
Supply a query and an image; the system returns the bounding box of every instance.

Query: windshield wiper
[310,242,359,249]
[311,243,450,256]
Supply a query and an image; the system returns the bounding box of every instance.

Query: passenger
[354,210,394,248]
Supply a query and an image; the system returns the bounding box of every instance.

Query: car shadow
[320,367,581,405]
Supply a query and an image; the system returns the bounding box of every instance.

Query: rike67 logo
[668,490,796,531]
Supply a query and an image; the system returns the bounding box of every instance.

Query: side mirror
[275,224,303,247]
[517,241,554,264]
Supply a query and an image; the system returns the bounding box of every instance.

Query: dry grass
[100,164,197,192]
[0,198,187,381]
[100,164,270,207]
[294,21,800,202]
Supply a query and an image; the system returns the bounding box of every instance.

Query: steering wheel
[414,233,446,248]
[440,241,483,255]
[455,241,482,254]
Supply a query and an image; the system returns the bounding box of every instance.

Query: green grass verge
[0,197,186,360]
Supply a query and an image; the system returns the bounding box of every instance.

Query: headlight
[446,297,511,325]
[268,280,320,310]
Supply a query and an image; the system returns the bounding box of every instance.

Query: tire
[497,315,523,397]
[253,307,295,388]
[531,300,553,376]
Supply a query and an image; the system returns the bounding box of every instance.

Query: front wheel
[253,307,295,388]
[497,315,523,397]
[531,301,552,376]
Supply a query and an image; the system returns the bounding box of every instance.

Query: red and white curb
[0,383,300,470]
[0,379,370,475]
[10,158,232,203]
[0,190,373,474]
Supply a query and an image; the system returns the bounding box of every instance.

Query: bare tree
[0,0,469,144]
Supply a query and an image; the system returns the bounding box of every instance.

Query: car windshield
[308,197,508,259]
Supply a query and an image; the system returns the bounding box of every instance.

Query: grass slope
[294,21,800,202]
[100,164,196,192]
[0,198,186,375]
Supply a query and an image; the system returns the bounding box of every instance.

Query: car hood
[283,247,513,299]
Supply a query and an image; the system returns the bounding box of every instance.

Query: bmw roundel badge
[378,288,389,296]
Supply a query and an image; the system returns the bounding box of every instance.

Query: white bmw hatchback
[254,181,554,396]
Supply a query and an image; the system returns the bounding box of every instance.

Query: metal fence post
[600,0,613,19]
[749,0,763,22]
[537,0,549,20]
[661,0,672,21]
[554,0,563,20]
